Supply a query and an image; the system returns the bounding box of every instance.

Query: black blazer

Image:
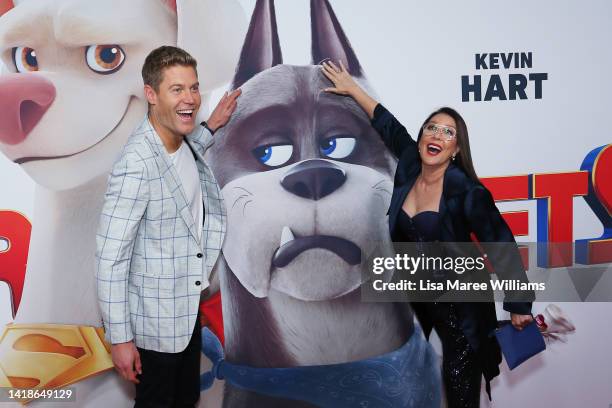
[371,104,533,386]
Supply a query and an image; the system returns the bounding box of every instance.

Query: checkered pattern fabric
[96,117,226,353]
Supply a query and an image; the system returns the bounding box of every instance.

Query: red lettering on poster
[0,210,31,318]
[533,172,589,267]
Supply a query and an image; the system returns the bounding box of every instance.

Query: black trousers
[428,303,482,408]
[134,318,202,408]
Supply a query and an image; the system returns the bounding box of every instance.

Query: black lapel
[439,164,471,239]
[388,178,416,240]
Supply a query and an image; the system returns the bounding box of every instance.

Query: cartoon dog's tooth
[205,0,439,406]
[0,0,246,406]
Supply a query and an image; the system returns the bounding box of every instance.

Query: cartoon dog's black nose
[281,159,346,200]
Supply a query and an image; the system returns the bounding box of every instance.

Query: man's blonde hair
[142,46,197,91]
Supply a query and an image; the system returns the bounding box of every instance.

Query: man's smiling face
[146,64,201,140]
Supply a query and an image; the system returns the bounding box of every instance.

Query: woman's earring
[451,154,456,161]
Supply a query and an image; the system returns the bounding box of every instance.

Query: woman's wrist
[348,83,364,98]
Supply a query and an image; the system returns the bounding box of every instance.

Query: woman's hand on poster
[321,60,359,96]
[320,59,378,118]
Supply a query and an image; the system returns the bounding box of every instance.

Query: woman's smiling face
[418,113,459,166]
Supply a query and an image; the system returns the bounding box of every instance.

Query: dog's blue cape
[200,327,441,408]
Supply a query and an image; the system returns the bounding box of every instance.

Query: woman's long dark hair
[416,107,479,183]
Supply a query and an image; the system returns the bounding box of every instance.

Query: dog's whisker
[373,187,392,195]
[232,186,253,195]
[242,199,253,216]
[231,194,250,209]
[371,179,388,189]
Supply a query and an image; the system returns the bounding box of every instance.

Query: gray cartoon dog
[204,1,440,407]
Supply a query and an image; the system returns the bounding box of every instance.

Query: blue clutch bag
[495,320,546,370]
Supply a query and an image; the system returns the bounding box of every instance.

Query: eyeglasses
[422,123,457,141]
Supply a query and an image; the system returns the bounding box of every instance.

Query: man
[95,45,239,407]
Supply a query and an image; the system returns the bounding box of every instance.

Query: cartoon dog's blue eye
[320,137,356,159]
[85,45,125,74]
[252,144,293,166]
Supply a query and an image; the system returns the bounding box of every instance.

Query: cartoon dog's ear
[310,0,363,78]
[172,0,247,92]
[0,0,14,16]
[232,0,283,89]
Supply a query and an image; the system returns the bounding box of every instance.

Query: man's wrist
[112,340,134,346]
[201,120,216,135]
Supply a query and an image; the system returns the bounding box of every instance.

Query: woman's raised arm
[321,60,415,158]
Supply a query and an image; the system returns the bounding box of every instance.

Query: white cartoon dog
[0,0,245,406]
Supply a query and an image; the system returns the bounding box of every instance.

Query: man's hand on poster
[206,88,242,133]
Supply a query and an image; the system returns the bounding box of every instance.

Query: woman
[321,60,534,408]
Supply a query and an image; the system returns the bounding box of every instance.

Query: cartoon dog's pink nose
[0,74,56,145]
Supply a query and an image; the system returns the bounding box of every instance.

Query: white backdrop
[1,0,611,406]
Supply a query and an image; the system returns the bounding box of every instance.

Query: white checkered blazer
[95,117,226,353]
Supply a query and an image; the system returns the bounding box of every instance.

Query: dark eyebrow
[428,121,456,129]
[228,104,298,146]
[235,104,294,131]
[315,102,369,126]
[168,82,199,88]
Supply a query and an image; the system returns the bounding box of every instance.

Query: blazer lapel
[144,119,201,246]
[185,125,215,190]
[390,157,421,225]
[439,164,468,239]
[388,180,415,239]
[185,137,208,166]
[438,194,454,239]
[185,138,211,222]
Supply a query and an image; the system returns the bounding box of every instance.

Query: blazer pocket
[129,273,176,291]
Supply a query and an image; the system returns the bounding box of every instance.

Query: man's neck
[149,112,183,153]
